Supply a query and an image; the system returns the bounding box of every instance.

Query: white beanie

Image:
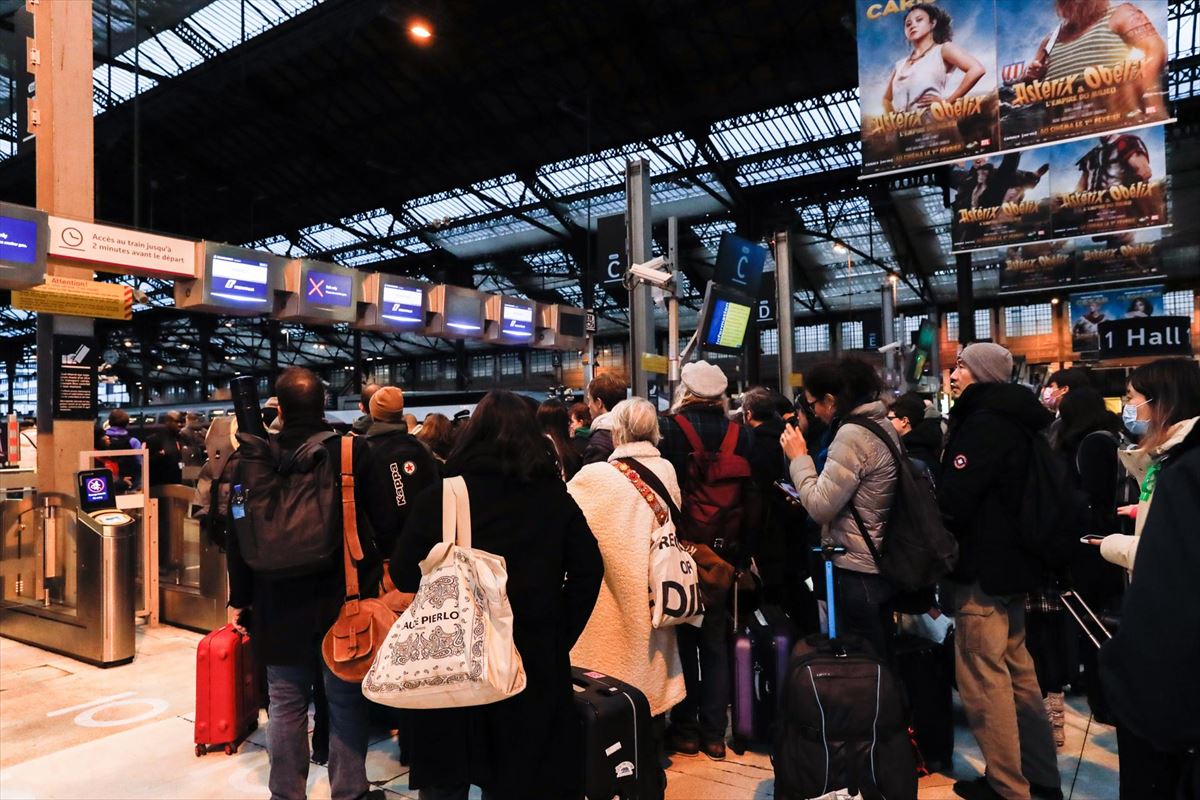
[681,360,728,399]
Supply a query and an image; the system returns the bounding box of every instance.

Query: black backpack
[1019,429,1089,570]
[842,417,958,594]
[230,431,342,576]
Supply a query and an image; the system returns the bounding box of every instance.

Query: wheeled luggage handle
[1059,589,1112,649]
[812,545,847,641]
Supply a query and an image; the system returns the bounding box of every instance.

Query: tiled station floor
[0,625,1120,800]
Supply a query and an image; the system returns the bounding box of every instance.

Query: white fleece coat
[567,441,687,716]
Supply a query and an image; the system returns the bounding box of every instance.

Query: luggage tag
[231,484,246,520]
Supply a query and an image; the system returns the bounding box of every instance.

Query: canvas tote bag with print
[362,476,526,709]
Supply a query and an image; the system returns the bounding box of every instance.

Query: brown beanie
[369,386,405,423]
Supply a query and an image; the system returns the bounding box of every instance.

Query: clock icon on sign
[62,227,84,248]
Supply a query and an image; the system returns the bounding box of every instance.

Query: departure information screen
[704,297,752,352]
[306,270,353,307]
[381,283,424,324]
[210,254,269,305]
[559,310,586,338]
[501,302,534,337]
[444,290,484,333]
[0,215,38,264]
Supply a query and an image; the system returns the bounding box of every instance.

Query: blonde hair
[610,397,661,447]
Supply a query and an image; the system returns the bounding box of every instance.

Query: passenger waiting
[102,409,143,490]
[568,401,592,460]
[580,373,627,465]
[1098,358,1200,800]
[538,398,582,480]
[937,343,1061,800]
[658,361,755,761]
[779,358,900,659]
[388,390,603,800]
[414,413,454,464]
[568,397,686,739]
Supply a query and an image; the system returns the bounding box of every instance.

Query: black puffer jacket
[938,383,1054,596]
[1100,421,1200,753]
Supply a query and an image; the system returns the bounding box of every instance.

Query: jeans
[266,661,370,800]
[833,567,896,661]
[671,598,730,742]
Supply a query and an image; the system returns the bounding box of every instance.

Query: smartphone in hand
[1080,534,1106,545]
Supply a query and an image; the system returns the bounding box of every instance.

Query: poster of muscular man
[1049,126,1167,238]
[858,0,1000,175]
[997,0,1169,150]
[950,150,1053,252]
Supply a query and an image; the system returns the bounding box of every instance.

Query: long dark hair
[447,390,559,481]
[1129,359,1200,452]
[538,398,581,479]
[416,413,455,461]
[1057,387,1121,454]
[904,3,953,44]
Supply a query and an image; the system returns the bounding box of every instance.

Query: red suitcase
[195,624,259,756]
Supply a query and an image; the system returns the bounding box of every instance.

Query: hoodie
[939,382,1055,596]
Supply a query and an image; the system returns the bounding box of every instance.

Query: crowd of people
[187,350,1200,800]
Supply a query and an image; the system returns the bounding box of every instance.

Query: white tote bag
[612,460,703,629]
[362,476,526,708]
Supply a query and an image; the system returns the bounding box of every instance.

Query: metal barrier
[154,484,227,633]
[0,483,137,666]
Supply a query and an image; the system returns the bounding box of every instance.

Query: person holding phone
[1097,358,1200,799]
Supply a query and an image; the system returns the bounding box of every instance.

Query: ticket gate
[0,469,138,666]
[155,484,227,633]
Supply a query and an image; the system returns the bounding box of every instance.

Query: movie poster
[999,240,1076,290]
[1069,282,1163,351]
[996,0,1169,151]
[858,0,1000,175]
[1049,126,1167,238]
[1073,228,1163,283]
[951,150,1053,252]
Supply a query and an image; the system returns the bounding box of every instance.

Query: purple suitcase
[730,583,795,750]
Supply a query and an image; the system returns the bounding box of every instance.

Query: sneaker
[701,738,726,761]
[1031,783,1064,800]
[664,726,700,757]
[953,777,1005,800]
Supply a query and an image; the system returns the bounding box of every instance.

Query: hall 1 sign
[1098,316,1192,360]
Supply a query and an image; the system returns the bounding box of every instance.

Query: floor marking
[73,697,168,728]
[46,691,136,717]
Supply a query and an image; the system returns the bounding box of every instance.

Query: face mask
[1123,401,1150,436]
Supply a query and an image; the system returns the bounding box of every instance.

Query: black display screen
[559,310,586,338]
[77,468,115,513]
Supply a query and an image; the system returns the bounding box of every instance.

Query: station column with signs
[31,1,97,497]
[626,159,657,400]
[775,230,796,402]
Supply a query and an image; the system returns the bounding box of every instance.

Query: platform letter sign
[596,214,626,288]
[1098,316,1192,359]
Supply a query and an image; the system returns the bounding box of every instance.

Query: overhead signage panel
[1098,316,1192,359]
[275,260,360,325]
[47,216,197,279]
[176,242,284,316]
[381,283,424,324]
[713,233,768,297]
[210,254,270,305]
[12,275,132,320]
[356,273,429,332]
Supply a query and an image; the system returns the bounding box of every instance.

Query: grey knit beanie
[959,342,1013,385]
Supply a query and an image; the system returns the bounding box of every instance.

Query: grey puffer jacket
[789,401,900,574]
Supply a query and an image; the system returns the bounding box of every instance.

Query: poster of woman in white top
[858,0,999,176]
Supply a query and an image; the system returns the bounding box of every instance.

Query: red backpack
[673,415,752,559]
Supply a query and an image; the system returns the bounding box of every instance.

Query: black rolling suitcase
[730,582,796,752]
[773,546,917,800]
[893,631,955,772]
[572,666,664,800]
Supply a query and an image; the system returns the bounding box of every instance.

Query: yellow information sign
[12,274,132,320]
[789,372,805,388]
[641,353,669,375]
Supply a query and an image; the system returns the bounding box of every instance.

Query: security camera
[627,256,673,288]
[877,341,902,355]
